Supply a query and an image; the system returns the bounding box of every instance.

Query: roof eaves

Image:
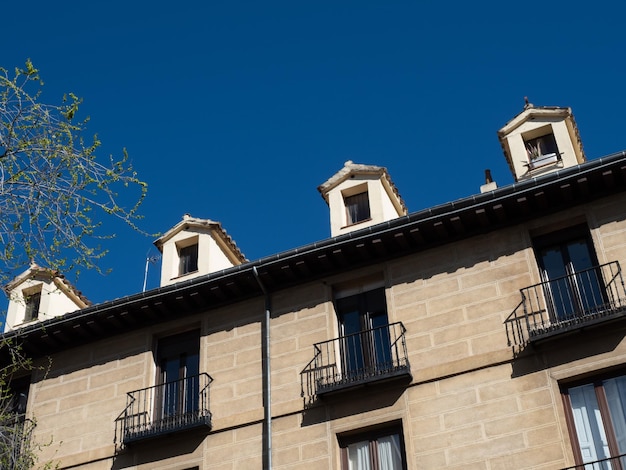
[4,150,626,353]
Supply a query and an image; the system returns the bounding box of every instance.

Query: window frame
[334,285,393,383]
[178,242,199,276]
[524,133,559,160]
[522,124,560,164]
[23,288,42,322]
[6,375,30,416]
[561,369,626,468]
[338,423,407,470]
[154,329,201,421]
[343,189,371,226]
[532,224,605,323]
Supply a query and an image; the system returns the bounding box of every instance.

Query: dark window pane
[24,292,41,321]
[157,331,200,419]
[179,244,199,275]
[336,288,389,378]
[345,192,371,225]
[338,307,365,375]
[370,311,392,367]
[534,226,604,322]
[8,377,30,415]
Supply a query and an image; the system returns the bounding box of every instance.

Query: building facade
[3,104,626,469]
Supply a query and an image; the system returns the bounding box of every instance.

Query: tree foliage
[0,341,33,469]
[0,59,147,284]
[0,60,147,468]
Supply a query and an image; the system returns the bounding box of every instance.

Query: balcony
[0,414,35,468]
[561,452,626,469]
[301,322,410,399]
[116,373,213,446]
[505,261,626,348]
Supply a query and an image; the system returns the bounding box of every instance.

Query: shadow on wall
[300,379,409,427]
[111,431,205,469]
[510,323,626,379]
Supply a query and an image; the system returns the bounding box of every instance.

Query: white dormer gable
[3,263,90,332]
[154,214,247,287]
[318,161,407,237]
[498,101,586,181]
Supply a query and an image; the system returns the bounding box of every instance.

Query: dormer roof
[498,103,583,143]
[4,263,91,308]
[154,214,246,264]
[317,160,407,215]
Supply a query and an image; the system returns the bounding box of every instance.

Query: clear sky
[2,1,626,306]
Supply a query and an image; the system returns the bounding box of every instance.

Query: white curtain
[377,434,402,470]
[346,433,402,470]
[569,384,611,469]
[348,440,370,470]
[604,377,626,467]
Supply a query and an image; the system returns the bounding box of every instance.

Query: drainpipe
[253,266,272,470]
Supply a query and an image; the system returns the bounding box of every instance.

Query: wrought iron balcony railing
[301,322,410,399]
[0,414,35,468]
[505,261,626,347]
[561,452,626,469]
[116,373,213,446]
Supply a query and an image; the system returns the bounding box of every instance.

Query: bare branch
[0,60,148,283]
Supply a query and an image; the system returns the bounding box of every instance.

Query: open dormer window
[525,134,558,159]
[23,288,41,322]
[178,243,199,276]
[522,126,560,170]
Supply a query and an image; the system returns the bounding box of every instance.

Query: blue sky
[2,1,626,306]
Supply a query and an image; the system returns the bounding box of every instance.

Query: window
[345,192,371,225]
[23,290,41,322]
[119,329,211,444]
[563,372,626,468]
[300,278,409,398]
[524,133,559,161]
[156,330,200,421]
[336,287,392,380]
[178,243,198,276]
[533,225,605,322]
[339,426,406,470]
[5,376,29,416]
[0,377,33,468]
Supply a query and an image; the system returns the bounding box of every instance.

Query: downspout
[253,266,272,470]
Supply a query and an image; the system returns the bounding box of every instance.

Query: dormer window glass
[345,192,371,226]
[179,243,199,276]
[524,133,559,162]
[24,289,41,322]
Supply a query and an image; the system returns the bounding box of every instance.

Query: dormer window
[498,104,586,182]
[524,133,559,161]
[521,125,561,171]
[178,242,199,276]
[319,161,406,237]
[23,288,41,322]
[154,215,246,287]
[343,184,371,226]
[345,192,370,225]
